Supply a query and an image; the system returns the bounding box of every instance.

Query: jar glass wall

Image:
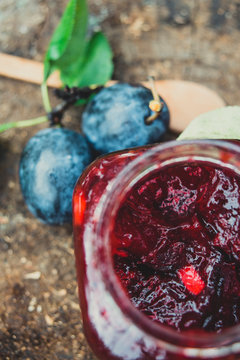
[73,140,240,360]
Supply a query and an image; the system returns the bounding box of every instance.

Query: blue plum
[82,83,170,154]
[19,128,93,224]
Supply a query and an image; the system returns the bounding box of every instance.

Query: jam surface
[112,163,240,333]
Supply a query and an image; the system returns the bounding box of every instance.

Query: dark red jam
[111,163,240,333]
[73,140,240,360]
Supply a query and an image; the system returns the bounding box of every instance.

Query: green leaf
[43,0,113,89]
[73,32,113,88]
[44,0,88,81]
[178,106,240,141]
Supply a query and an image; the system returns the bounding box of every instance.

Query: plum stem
[145,76,163,125]
[149,75,161,103]
[0,116,48,133]
[0,86,102,133]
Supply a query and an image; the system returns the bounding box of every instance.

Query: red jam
[73,140,240,360]
[111,163,240,333]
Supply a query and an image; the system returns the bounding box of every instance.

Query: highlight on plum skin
[111,162,240,333]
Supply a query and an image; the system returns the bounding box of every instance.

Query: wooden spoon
[0,52,225,133]
[146,80,225,133]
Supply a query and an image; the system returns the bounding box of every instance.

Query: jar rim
[97,139,240,356]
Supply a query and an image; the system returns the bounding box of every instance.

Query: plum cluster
[19,83,170,224]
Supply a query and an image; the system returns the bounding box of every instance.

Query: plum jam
[73,140,240,360]
[112,163,240,333]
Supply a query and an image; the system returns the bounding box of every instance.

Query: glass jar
[73,140,240,360]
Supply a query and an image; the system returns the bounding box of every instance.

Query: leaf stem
[0,116,48,133]
[41,82,52,113]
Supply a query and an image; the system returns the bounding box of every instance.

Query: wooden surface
[0,1,240,359]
